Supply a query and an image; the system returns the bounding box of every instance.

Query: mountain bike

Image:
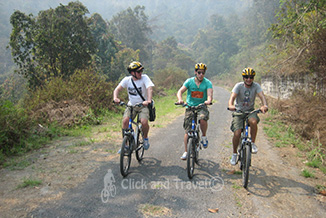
[176,102,211,179]
[228,108,261,188]
[117,102,144,177]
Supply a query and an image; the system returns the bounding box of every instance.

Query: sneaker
[180,152,187,160]
[143,138,150,150]
[230,153,238,165]
[201,136,208,149]
[252,142,258,154]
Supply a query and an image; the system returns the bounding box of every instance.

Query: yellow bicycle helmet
[195,63,207,71]
[127,61,144,73]
[242,67,256,77]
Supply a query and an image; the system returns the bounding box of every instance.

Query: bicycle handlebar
[175,102,212,109]
[227,107,262,114]
[113,101,143,107]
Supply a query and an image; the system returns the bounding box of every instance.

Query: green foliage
[9,2,96,89]
[17,178,42,189]
[0,100,33,155]
[191,14,239,76]
[301,168,315,178]
[89,13,119,80]
[153,64,188,90]
[26,68,116,116]
[109,5,152,62]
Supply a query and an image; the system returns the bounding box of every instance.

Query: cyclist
[228,67,268,165]
[177,63,213,160]
[113,61,154,152]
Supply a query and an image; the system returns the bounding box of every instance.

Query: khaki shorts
[230,112,260,132]
[183,107,209,131]
[123,106,149,121]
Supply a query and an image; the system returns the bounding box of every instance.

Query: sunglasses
[243,76,254,79]
[136,69,143,73]
[197,71,205,75]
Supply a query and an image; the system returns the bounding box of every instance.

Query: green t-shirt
[183,77,213,106]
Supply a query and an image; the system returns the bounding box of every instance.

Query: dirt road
[0,86,325,217]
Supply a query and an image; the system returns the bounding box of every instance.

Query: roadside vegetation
[1,1,326,189]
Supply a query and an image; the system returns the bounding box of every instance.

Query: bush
[25,68,121,126]
[0,100,33,155]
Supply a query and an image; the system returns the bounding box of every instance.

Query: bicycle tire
[120,135,132,177]
[187,138,195,179]
[135,126,144,162]
[238,137,244,170]
[242,143,251,188]
[195,131,200,164]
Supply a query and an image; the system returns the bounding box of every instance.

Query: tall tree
[88,13,118,81]
[9,2,96,88]
[109,5,153,63]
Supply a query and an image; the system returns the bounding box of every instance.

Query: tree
[9,2,96,88]
[88,13,118,81]
[109,5,153,63]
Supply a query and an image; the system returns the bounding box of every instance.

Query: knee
[234,129,241,138]
[122,117,129,125]
[249,119,257,126]
[141,119,148,126]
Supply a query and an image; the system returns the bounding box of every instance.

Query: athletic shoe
[143,138,150,150]
[252,142,258,154]
[230,153,238,165]
[180,152,187,160]
[201,136,208,148]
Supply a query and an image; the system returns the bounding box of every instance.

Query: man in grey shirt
[228,67,268,165]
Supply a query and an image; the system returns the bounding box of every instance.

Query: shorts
[230,111,260,132]
[123,105,149,121]
[183,106,209,131]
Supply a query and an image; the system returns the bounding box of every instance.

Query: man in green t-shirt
[176,63,213,160]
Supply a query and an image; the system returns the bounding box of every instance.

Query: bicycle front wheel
[187,138,195,179]
[120,136,132,177]
[242,144,251,188]
[135,127,144,162]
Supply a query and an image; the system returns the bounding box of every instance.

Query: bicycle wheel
[101,189,110,203]
[242,143,251,188]
[120,135,132,177]
[195,132,200,164]
[135,126,144,162]
[187,138,195,179]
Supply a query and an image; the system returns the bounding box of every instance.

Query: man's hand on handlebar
[113,98,121,105]
[227,105,236,111]
[260,105,268,114]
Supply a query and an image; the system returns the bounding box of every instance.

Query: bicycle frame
[239,109,261,152]
[176,102,209,179]
[235,109,261,188]
[118,101,145,177]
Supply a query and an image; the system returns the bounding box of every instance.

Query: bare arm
[113,85,124,104]
[228,92,237,111]
[177,85,187,104]
[257,91,268,113]
[143,86,153,106]
[205,88,213,105]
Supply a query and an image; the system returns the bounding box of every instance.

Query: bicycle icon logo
[101,169,116,203]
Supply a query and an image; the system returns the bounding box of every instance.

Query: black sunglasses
[136,69,143,73]
[197,71,205,75]
[243,76,254,79]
